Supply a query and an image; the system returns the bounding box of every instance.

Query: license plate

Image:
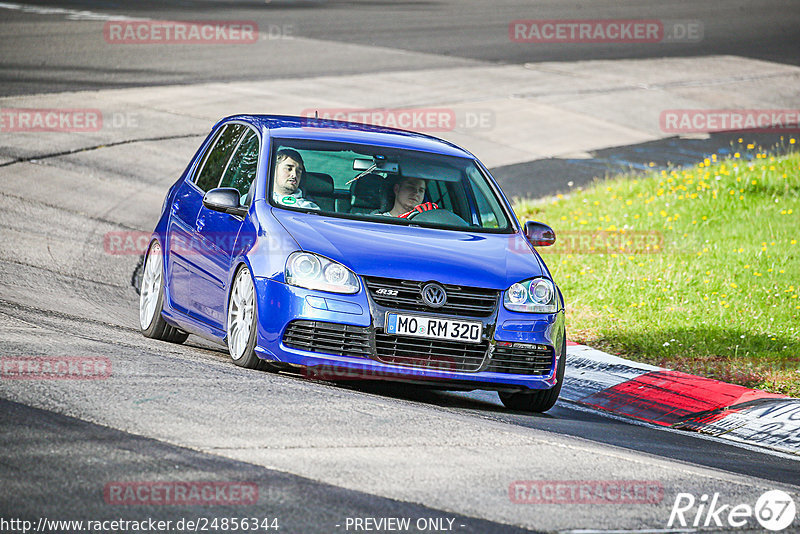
[385,313,482,344]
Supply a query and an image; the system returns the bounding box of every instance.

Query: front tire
[139,241,188,344]
[227,266,262,369]
[499,333,566,413]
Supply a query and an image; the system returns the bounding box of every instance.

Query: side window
[426,180,454,211]
[467,167,503,228]
[473,187,499,228]
[194,124,246,192]
[219,129,259,205]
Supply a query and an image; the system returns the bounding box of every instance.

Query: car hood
[273,210,545,289]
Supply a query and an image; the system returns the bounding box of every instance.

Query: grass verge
[514,141,800,396]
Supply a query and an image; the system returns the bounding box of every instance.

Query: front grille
[283,320,371,358]
[364,276,498,317]
[488,344,553,376]
[374,328,488,372]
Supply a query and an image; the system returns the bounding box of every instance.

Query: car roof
[214,114,476,159]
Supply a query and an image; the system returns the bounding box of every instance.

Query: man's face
[275,156,303,195]
[394,178,426,212]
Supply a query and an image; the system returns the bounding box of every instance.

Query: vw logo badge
[421,283,447,308]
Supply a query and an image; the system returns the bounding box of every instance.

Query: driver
[377,176,437,217]
[272,148,320,210]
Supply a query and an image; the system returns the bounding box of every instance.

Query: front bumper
[253,277,565,391]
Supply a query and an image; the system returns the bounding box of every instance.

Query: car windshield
[268,138,513,232]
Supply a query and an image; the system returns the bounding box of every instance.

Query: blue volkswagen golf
[139,115,566,412]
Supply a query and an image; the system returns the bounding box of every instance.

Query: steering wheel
[402,204,469,227]
[401,202,440,219]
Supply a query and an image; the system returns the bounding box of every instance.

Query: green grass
[514,141,800,396]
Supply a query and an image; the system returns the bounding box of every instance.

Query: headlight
[508,283,528,304]
[504,278,557,313]
[285,252,360,294]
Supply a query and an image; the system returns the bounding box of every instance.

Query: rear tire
[499,332,566,413]
[139,241,189,344]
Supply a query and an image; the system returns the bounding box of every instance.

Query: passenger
[377,176,437,217]
[272,148,320,210]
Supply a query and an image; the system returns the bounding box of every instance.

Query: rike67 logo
[668,490,796,531]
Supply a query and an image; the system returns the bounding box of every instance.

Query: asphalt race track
[1,1,799,533]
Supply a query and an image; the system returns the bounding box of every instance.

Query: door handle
[196,217,205,232]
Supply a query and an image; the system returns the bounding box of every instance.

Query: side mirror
[203,188,248,218]
[524,221,556,247]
